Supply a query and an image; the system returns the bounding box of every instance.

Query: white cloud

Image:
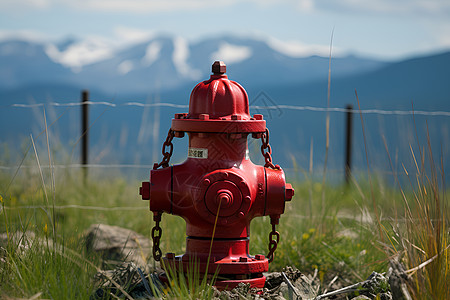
[266,36,341,58]
[210,42,252,64]
[0,0,238,13]
[435,24,450,48]
[113,26,155,45]
[317,0,450,17]
[296,0,314,12]
[0,0,50,9]
[1,0,449,18]
[0,29,50,42]
[65,0,234,13]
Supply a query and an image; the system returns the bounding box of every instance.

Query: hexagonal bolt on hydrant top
[140,61,294,290]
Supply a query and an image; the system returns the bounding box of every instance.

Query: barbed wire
[2,205,147,211]
[0,164,154,170]
[0,205,438,222]
[0,164,398,176]
[5,101,450,117]
[8,101,189,109]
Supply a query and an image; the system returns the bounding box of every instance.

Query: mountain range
[0,35,388,95]
[1,34,449,181]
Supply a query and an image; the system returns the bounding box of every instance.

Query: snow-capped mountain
[75,36,202,94]
[1,34,449,180]
[0,34,387,95]
[45,36,115,72]
[0,39,74,89]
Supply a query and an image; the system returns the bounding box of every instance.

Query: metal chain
[153,129,175,170]
[151,129,174,260]
[260,128,280,170]
[151,212,163,261]
[150,129,174,260]
[267,217,280,263]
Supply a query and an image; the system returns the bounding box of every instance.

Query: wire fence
[0,164,400,177]
[1,98,448,215]
[2,205,146,211]
[0,164,155,170]
[4,100,450,117]
[0,204,441,223]
[2,99,448,172]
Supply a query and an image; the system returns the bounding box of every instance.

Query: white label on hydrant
[188,147,208,159]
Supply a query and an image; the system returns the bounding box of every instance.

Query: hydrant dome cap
[171,61,266,133]
[188,61,249,120]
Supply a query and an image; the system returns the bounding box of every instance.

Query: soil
[91,263,401,300]
[85,224,408,299]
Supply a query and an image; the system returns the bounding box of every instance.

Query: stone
[351,296,371,300]
[85,224,151,268]
[282,266,317,299]
[386,257,412,300]
[0,231,35,251]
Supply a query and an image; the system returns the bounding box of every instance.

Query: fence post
[345,104,353,184]
[81,90,89,182]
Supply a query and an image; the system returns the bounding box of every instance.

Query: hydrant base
[213,274,266,290]
[158,271,266,291]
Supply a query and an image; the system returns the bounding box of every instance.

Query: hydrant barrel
[141,61,294,290]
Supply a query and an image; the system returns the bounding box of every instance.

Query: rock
[277,282,289,299]
[282,266,317,299]
[336,229,359,239]
[264,267,317,299]
[386,257,412,300]
[85,224,151,268]
[91,262,162,299]
[0,231,35,252]
[379,293,393,300]
[351,296,371,300]
[265,272,283,290]
[344,272,391,300]
[361,272,389,295]
[0,231,48,257]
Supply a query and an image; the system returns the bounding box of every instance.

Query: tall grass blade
[321,28,334,220]
[355,90,383,240]
[30,134,54,234]
[43,108,57,241]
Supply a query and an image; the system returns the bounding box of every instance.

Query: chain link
[260,128,280,170]
[151,129,174,260]
[261,129,281,262]
[151,212,163,261]
[267,217,280,263]
[153,129,175,170]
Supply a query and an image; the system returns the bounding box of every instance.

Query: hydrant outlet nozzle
[285,183,294,201]
[140,182,150,200]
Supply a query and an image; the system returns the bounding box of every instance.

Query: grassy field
[0,142,449,299]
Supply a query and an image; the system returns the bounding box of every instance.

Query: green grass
[0,235,97,299]
[0,148,449,299]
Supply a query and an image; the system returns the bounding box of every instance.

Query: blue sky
[1,0,450,61]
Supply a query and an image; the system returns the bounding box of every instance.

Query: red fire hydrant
[140,61,294,289]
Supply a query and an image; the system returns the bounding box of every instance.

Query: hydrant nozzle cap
[212,61,226,75]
